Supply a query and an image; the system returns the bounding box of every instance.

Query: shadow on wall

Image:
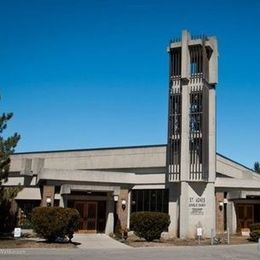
[190,182,207,197]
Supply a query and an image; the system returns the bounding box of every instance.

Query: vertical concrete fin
[208,37,218,84]
[181,30,190,80]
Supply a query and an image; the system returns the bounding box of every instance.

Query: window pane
[137,190,143,211]
[144,190,150,211]
[150,190,157,211]
[163,190,169,213]
[156,190,162,212]
[131,190,137,212]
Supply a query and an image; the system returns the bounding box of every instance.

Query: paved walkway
[72,234,130,249]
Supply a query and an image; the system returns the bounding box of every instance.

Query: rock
[160,232,175,241]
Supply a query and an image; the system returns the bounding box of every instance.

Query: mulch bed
[126,235,256,247]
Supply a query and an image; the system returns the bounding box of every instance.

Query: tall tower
[167,30,218,238]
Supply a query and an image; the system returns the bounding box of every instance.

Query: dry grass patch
[0,238,78,249]
[127,234,255,247]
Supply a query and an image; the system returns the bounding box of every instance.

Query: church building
[7,30,260,238]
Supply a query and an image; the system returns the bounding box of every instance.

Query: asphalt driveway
[0,243,259,260]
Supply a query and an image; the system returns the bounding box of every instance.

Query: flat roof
[13,144,166,155]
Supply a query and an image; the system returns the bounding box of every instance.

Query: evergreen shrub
[130,211,170,241]
[250,223,260,241]
[31,207,80,242]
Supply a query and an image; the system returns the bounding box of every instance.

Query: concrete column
[181,30,190,80]
[208,87,216,182]
[227,201,237,234]
[208,37,218,85]
[127,191,131,229]
[179,63,190,237]
[179,182,190,238]
[105,196,114,235]
[180,83,190,181]
[168,183,180,237]
[59,194,67,208]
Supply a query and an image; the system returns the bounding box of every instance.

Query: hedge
[250,223,260,232]
[31,207,80,242]
[250,223,260,241]
[130,211,170,241]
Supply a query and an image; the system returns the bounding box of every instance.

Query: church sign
[189,197,206,215]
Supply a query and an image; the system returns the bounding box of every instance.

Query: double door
[74,201,97,232]
[237,204,254,230]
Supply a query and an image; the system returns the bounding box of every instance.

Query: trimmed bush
[21,218,33,229]
[64,208,80,242]
[250,230,260,242]
[114,217,122,238]
[249,223,260,241]
[130,211,170,241]
[250,223,260,232]
[31,207,80,242]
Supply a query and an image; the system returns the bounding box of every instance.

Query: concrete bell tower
[166,30,218,238]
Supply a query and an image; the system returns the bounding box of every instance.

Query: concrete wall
[10,146,166,172]
[179,182,215,238]
[168,183,180,237]
[10,146,254,180]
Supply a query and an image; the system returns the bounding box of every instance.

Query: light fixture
[219,201,224,208]
[114,195,119,202]
[121,199,126,210]
[46,197,52,207]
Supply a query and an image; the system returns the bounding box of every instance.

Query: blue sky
[0,0,259,168]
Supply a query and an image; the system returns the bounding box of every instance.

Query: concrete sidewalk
[72,234,130,249]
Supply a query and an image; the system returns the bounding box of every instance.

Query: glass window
[137,190,143,211]
[157,190,163,212]
[131,189,169,213]
[144,190,150,211]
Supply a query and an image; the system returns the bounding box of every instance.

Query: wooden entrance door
[86,202,97,232]
[74,201,97,232]
[237,204,254,230]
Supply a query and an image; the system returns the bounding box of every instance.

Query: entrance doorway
[74,201,106,233]
[236,204,254,230]
[74,201,97,232]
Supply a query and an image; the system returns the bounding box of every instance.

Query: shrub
[21,218,33,229]
[31,207,80,242]
[250,230,260,242]
[249,223,260,242]
[114,217,122,238]
[64,208,80,242]
[130,211,170,241]
[250,223,260,232]
[0,200,17,233]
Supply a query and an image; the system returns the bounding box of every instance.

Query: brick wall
[116,189,129,230]
[41,185,55,207]
[215,192,224,233]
